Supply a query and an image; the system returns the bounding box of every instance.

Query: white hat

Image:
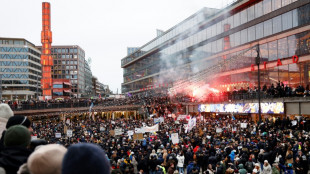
[264,160,268,163]
[0,103,14,120]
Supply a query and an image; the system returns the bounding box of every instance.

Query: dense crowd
[0,101,310,174]
[2,82,310,112]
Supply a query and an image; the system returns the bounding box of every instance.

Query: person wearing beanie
[0,115,32,153]
[0,125,32,174]
[62,143,110,174]
[27,144,67,174]
[6,116,31,131]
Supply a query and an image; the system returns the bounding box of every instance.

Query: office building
[49,45,86,98]
[0,38,42,100]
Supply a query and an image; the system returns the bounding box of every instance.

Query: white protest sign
[100,127,105,132]
[127,130,134,136]
[55,133,61,138]
[114,129,123,136]
[31,136,37,141]
[159,117,164,123]
[291,120,297,126]
[168,114,172,117]
[241,123,247,128]
[143,124,159,133]
[67,130,73,137]
[171,133,179,144]
[216,128,222,133]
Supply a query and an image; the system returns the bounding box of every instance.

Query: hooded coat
[238,164,247,174]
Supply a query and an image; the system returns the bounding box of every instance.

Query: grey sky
[0,0,233,93]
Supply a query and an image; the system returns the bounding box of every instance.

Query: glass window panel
[264,19,273,37]
[273,15,282,34]
[247,5,255,21]
[282,0,292,7]
[216,21,223,35]
[230,34,235,48]
[240,29,248,44]
[211,25,216,37]
[248,26,256,42]
[268,40,278,61]
[278,37,288,59]
[234,31,241,47]
[297,3,310,26]
[272,0,282,11]
[227,15,234,28]
[217,38,223,52]
[212,41,217,54]
[255,2,263,18]
[206,27,212,39]
[233,13,240,27]
[260,43,269,60]
[292,9,299,27]
[282,11,293,31]
[240,9,247,24]
[263,0,272,15]
[256,23,264,39]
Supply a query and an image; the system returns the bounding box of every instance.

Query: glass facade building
[121,0,310,94]
[0,38,42,100]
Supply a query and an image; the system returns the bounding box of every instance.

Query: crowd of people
[2,82,310,112]
[0,100,310,174]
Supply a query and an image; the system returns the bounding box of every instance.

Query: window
[268,40,278,61]
[272,15,282,34]
[240,29,248,44]
[292,9,298,27]
[248,26,256,42]
[234,31,241,47]
[255,2,263,18]
[240,9,247,25]
[282,11,293,31]
[264,19,273,37]
[278,37,288,59]
[263,0,272,15]
[233,13,240,27]
[255,23,264,39]
[272,0,282,11]
[247,5,255,21]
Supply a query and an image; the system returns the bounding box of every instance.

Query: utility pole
[256,44,262,123]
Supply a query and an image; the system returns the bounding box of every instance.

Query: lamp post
[256,44,262,123]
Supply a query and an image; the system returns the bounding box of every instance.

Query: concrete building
[49,45,86,98]
[0,38,41,100]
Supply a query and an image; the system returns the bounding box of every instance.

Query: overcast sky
[0,0,233,93]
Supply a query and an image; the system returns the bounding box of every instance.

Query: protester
[0,125,31,174]
[27,144,67,174]
[61,143,110,174]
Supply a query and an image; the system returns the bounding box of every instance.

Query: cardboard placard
[133,133,143,141]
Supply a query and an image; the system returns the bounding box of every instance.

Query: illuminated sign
[198,102,284,114]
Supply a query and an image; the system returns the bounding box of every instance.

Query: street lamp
[256,44,262,123]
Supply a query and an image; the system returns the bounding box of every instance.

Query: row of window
[121,0,300,65]
[124,3,310,77]
[123,30,310,83]
[0,61,41,70]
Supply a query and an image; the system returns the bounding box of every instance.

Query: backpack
[245,161,253,171]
